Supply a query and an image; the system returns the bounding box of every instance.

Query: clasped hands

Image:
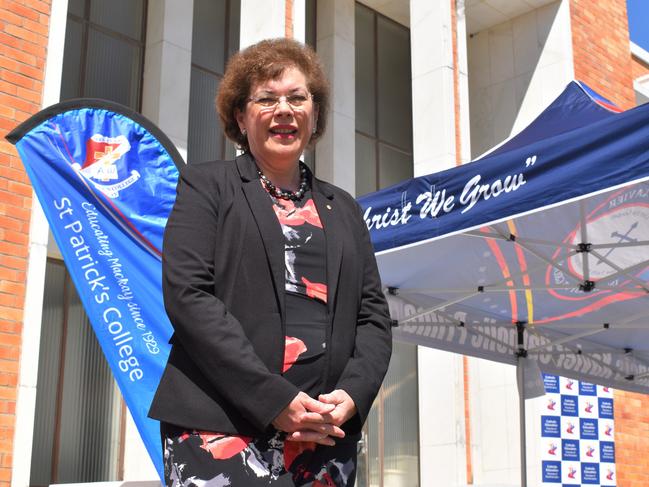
[272,389,356,446]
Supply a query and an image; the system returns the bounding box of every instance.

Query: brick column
[570,0,635,109]
[0,1,52,485]
[613,390,649,486]
[570,2,649,484]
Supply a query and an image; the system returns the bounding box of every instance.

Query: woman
[149,38,392,486]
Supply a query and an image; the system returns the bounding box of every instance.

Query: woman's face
[236,67,317,170]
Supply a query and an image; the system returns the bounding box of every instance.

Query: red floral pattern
[197,432,252,460]
[301,276,328,303]
[271,198,323,228]
[283,336,308,372]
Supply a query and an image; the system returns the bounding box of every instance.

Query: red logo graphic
[547,399,556,410]
[548,444,557,455]
[81,134,131,182]
[83,139,122,169]
[586,446,595,457]
[568,467,577,479]
[585,402,594,413]
[565,379,574,390]
[606,469,614,480]
[605,424,613,436]
[566,422,575,434]
[603,386,610,393]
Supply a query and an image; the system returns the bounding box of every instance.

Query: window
[61,0,147,110]
[187,0,240,163]
[30,261,123,486]
[302,0,317,171]
[355,3,413,196]
[354,4,419,486]
[30,1,149,484]
[357,342,420,487]
[305,0,317,49]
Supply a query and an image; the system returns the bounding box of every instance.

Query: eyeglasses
[248,92,312,111]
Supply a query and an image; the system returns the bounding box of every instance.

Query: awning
[358,81,649,394]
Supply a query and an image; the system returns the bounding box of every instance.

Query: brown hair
[216,38,330,151]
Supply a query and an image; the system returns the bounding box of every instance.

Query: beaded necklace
[258,162,308,201]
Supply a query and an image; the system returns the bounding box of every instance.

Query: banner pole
[518,361,528,487]
[516,322,528,487]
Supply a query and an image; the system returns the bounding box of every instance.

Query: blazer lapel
[312,181,344,316]
[237,154,286,320]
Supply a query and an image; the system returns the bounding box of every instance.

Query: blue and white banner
[359,82,649,254]
[540,374,615,486]
[371,82,649,395]
[7,99,181,480]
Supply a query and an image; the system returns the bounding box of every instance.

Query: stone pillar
[141,0,193,161]
[456,0,472,164]
[239,0,286,48]
[409,0,458,176]
[292,0,306,43]
[410,1,467,485]
[315,0,355,194]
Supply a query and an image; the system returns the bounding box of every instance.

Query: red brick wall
[284,0,293,38]
[451,0,462,167]
[570,0,635,110]
[570,2,649,485]
[0,0,51,484]
[614,390,649,487]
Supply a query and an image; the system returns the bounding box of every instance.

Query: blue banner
[542,460,562,483]
[539,376,615,486]
[541,416,561,438]
[7,99,181,480]
[561,395,578,417]
[580,419,599,440]
[358,82,649,253]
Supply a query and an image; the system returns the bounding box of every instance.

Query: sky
[627,0,649,52]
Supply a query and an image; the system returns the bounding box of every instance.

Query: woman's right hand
[272,392,346,445]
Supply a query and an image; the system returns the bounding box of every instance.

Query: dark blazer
[148,153,392,437]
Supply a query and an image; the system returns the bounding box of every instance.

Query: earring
[241,128,247,136]
[312,126,317,134]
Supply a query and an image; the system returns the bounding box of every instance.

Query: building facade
[1,0,649,486]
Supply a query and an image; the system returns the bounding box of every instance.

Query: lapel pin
[326,204,332,210]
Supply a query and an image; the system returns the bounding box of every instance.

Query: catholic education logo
[566,422,575,434]
[74,134,140,198]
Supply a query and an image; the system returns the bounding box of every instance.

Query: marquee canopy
[358,82,649,394]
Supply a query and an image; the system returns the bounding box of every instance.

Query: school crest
[75,133,140,198]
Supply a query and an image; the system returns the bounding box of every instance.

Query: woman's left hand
[317,389,357,427]
[285,389,356,445]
